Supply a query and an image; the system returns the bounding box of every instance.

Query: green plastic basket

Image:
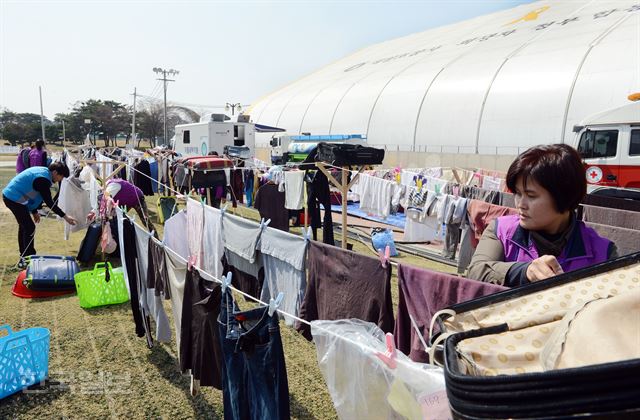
[74,262,129,309]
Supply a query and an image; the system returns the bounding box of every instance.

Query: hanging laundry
[186,198,205,267]
[306,170,334,245]
[218,289,290,420]
[243,169,255,207]
[255,182,289,232]
[179,267,223,389]
[582,205,640,230]
[147,238,170,299]
[311,319,450,420]
[358,173,397,218]
[78,165,99,210]
[202,205,224,279]
[259,226,308,326]
[584,222,640,257]
[116,210,147,340]
[283,170,305,210]
[296,241,394,340]
[394,263,507,363]
[466,199,518,247]
[223,253,264,300]
[163,210,190,260]
[134,224,172,344]
[58,177,92,240]
[481,175,502,192]
[164,247,187,350]
[133,159,154,196]
[221,212,263,264]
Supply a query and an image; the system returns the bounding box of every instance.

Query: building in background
[248,0,640,157]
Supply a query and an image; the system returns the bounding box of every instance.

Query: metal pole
[62,120,65,143]
[39,86,46,141]
[341,167,348,249]
[163,72,168,147]
[132,87,137,145]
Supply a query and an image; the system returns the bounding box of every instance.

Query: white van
[573,99,640,190]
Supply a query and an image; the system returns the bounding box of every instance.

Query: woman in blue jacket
[2,162,77,268]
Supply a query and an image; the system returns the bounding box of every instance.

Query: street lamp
[153,67,180,146]
[225,102,242,116]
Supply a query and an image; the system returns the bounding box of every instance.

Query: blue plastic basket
[0,325,50,399]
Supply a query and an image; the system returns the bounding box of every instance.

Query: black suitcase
[77,222,101,263]
[316,142,385,166]
[436,252,640,419]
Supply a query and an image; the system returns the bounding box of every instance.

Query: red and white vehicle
[574,98,640,190]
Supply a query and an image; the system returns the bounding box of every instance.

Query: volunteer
[2,162,77,267]
[103,178,156,232]
[468,144,616,287]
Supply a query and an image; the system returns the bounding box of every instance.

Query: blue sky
[0,0,533,117]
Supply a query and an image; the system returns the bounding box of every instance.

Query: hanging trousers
[306,170,334,245]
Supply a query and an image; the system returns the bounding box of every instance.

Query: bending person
[2,162,77,267]
[104,178,156,233]
[468,144,616,287]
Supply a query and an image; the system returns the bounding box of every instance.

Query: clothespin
[268,292,284,317]
[221,272,232,293]
[259,218,271,229]
[302,226,312,242]
[374,333,398,369]
[187,255,197,270]
[378,245,390,268]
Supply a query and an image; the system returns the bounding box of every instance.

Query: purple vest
[496,214,611,273]
[108,179,144,208]
[29,148,45,167]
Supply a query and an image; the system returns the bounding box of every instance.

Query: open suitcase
[432,252,640,419]
[316,142,385,166]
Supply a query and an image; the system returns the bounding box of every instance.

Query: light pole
[225,102,242,116]
[153,67,179,146]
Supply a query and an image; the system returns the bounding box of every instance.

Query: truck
[270,134,366,164]
[573,97,640,193]
[173,113,284,158]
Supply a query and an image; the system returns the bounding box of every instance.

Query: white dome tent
[248,0,640,158]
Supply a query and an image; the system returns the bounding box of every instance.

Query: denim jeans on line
[217,290,290,420]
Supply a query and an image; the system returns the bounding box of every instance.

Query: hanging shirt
[358,173,396,218]
[186,198,205,266]
[296,241,394,340]
[58,177,91,240]
[394,263,506,363]
[164,247,187,351]
[283,170,305,210]
[255,182,289,232]
[259,226,308,326]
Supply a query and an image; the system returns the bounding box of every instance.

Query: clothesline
[129,213,425,372]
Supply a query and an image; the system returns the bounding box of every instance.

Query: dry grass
[0,166,454,419]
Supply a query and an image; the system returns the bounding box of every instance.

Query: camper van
[573,99,640,190]
[173,114,257,157]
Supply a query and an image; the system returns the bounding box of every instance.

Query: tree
[0,110,50,145]
[137,100,163,147]
[64,99,132,146]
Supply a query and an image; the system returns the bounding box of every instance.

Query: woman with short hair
[468,144,616,287]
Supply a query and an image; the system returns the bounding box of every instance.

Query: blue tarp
[330,203,405,229]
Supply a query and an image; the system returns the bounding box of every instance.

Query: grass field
[0,164,455,419]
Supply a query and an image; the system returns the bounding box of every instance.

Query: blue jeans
[218,290,290,420]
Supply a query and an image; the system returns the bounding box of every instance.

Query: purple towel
[394,264,507,363]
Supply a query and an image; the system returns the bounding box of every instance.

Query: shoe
[17,258,28,269]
